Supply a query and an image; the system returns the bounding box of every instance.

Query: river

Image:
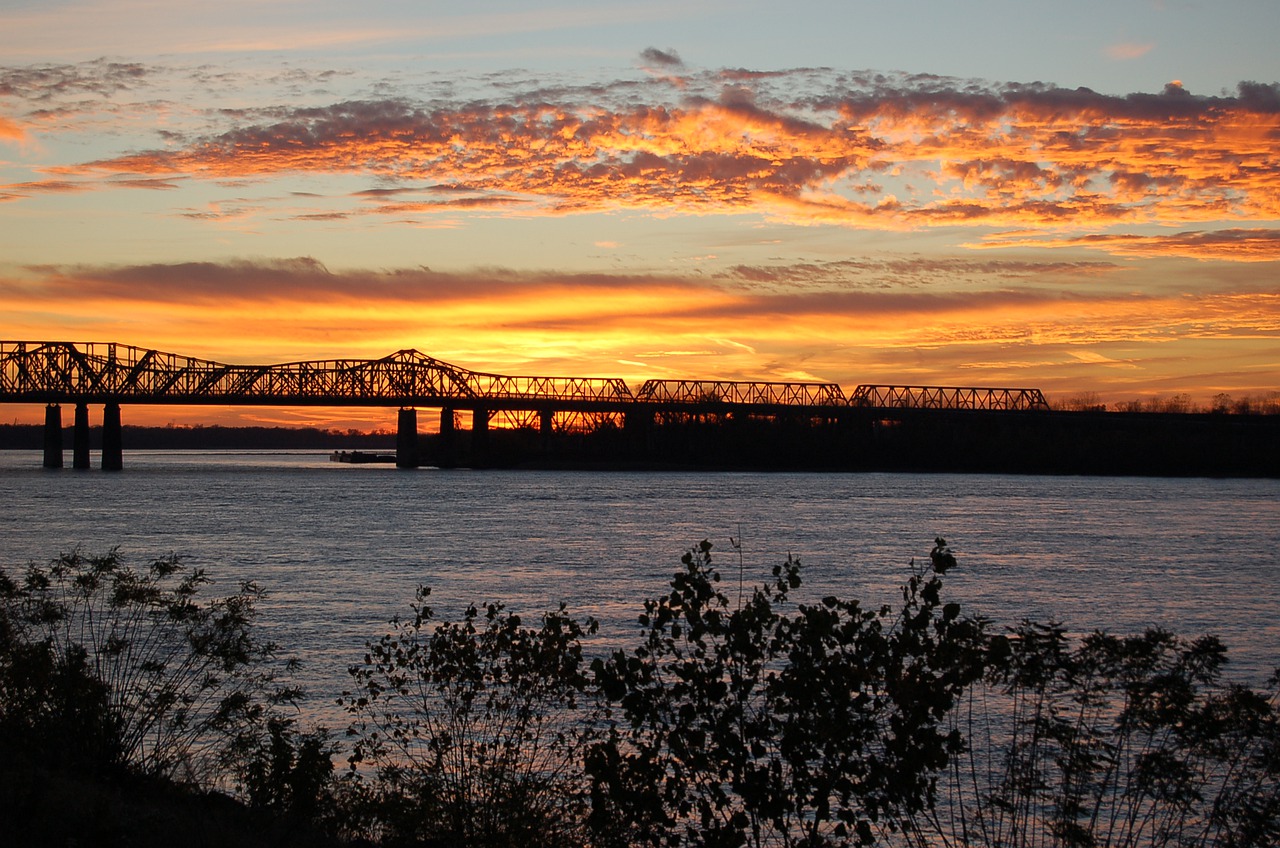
[2,449,1277,727]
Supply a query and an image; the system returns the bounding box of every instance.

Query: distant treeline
[0,423,396,451]
[1054,390,1280,414]
[841,408,1280,477]
[5,409,1280,476]
[422,408,1280,477]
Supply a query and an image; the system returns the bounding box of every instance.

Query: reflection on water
[2,449,1278,727]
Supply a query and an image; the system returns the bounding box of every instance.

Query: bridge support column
[539,409,554,452]
[396,407,419,469]
[101,402,123,471]
[73,402,91,469]
[623,407,653,459]
[471,407,490,466]
[42,403,63,469]
[437,408,457,468]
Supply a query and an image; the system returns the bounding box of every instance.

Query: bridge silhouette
[1,341,1049,469]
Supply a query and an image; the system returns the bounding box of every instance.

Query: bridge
[1,341,1049,469]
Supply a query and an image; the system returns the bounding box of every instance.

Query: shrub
[225,714,340,830]
[342,588,601,847]
[586,540,989,847]
[0,549,288,783]
[923,622,1280,848]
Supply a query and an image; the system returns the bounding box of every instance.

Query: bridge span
[1,341,1049,469]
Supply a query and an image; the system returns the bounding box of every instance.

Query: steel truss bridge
[2,341,1048,468]
[2,341,1048,413]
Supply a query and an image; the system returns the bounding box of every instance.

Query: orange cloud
[0,178,95,202]
[0,116,26,142]
[1106,42,1155,61]
[5,64,1279,425]
[967,228,1280,261]
[44,75,1276,239]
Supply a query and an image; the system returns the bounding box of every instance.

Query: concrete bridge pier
[624,407,654,458]
[539,409,554,452]
[437,407,458,468]
[73,402,91,469]
[396,407,420,468]
[101,402,123,470]
[42,403,63,468]
[471,407,491,466]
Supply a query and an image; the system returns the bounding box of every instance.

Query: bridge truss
[1,341,1050,420]
[849,384,1049,412]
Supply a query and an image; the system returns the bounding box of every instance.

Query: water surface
[3,450,1277,726]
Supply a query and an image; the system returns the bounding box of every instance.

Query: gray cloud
[0,59,149,100]
[640,47,684,68]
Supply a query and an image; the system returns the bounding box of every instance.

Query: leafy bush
[0,549,288,783]
[586,540,989,847]
[923,621,1280,848]
[226,714,340,829]
[342,588,601,847]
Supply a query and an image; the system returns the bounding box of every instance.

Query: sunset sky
[3,0,1278,429]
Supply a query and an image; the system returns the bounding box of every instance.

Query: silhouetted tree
[342,590,601,847]
[923,622,1280,847]
[587,541,989,847]
[0,549,288,783]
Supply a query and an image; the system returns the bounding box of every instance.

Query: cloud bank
[4,65,1269,244]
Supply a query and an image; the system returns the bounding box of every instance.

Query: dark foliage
[225,715,340,832]
[924,621,1280,848]
[586,540,989,847]
[0,549,350,846]
[0,549,289,783]
[341,589,601,847]
[4,542,1278,847]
